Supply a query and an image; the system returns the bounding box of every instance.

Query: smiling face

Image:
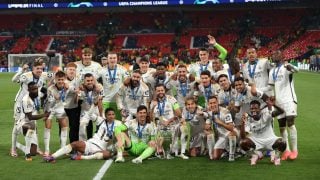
[250,103,261,121]
[208,97,219,113]
[56,76,66,88]
[218,76,230,90]
[200,74,211,87]
[105,110,115,123]
[199,50,209,64]
[185,99,196,113]
[155,85,166,99]
[84,75,95,90]
[32,65,43,78]
[139,61,149,72]
[177,66,188,82]
[234,80,245,93]
[246,48,257,63]
[156,65,166,80]
[107,53,118,67]
[137,108,147,125]
[131,72,141,87]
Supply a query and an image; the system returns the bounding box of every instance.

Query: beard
[131,79,139,87]
[157,74,165,80]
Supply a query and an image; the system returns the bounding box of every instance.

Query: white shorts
[13,101,22,121]
[84,140,104,155]
[80,106,100,125]
[214,129,239,149]
[48,107,67,120]
[190,133,204,148]
[277,102,297,119]
[248,135,281,151]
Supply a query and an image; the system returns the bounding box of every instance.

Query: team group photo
[0,0,320,180]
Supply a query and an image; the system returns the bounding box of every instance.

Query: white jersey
[75,61,102,80]
[116,83,150,115]
[97,65,129,102]
[181,106,206,136]
[243,59,272,94]
[17,94,40,126]
[245,108,275,139]
[89,120,123,150]
[125,119,156,144]
[268,65,298,105]
[150,95,180,121]
[141,68,156,84]
[13,71,52,102]
[188,61,214,80]
[78,84,104,112]
[196,83,219,103]
[144,72,172,91]
[46,84,71,113]
[64,75,81,109]
[167,79,196,109]
[212,68,230,82]
[217,87,238,107]
[207,107,233,137]
[234,85,263,126]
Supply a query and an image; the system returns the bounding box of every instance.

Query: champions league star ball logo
[67,2,93,8]
[194,0,220,4]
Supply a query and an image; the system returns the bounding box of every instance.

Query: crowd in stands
[0,8,320,71]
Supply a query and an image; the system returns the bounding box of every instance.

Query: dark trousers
[65,107,80,143]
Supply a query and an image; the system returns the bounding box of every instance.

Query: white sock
[172,138,179,156]
[207,134,215,159]
[25,130,35,155]
[117,149,123,158]
[11,126,18,150]
[180,132,187,154]
[44,128,51,154]
[79,123,87,141]
[60,127,68,148]
[16,142,26,154]
[280,127,290,151]
[81,152,104,160]
[52,144,72,159]
[288,125,298,151]
[229,136,236,156]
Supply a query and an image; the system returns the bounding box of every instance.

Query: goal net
[7,53,63,72]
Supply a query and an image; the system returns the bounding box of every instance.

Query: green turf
[0,72,320,180]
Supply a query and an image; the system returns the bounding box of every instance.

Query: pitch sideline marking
[93,159,113,180]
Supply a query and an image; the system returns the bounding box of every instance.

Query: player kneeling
[44,108,122,163]
[240,99,286,166]
[206,96,238,161]
[114,105,157,164]
[16,82,50,161]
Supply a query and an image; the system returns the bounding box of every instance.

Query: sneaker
[289,150,298,160]
[250,154,259,166]
[281,150,291,161]
[229,154,235,162]
[70,153,81,160]
[132,157,142,164]
[43,155,56,163]
[274,157,281,166]
[166,153,174,160]
[10,149,18,157]
[177,153,189,160]
[115,156,125,163]
[25,154,32,161]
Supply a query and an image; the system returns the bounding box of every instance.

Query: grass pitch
[0,72,320,180]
